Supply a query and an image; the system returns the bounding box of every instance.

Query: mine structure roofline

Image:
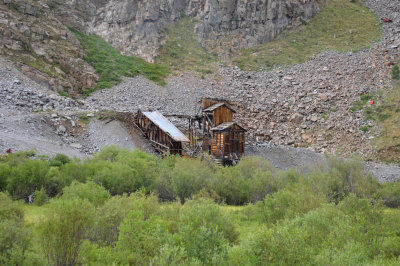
[210,122,247,132]
[203,102,236,113]
[140,110,190,142]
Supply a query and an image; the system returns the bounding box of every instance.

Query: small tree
[40,198,95,266]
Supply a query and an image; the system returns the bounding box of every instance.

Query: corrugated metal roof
[203,102,236,113]
[211,122,246,131]
[142,111,190,142]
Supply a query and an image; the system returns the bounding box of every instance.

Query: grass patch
[59,91,70,97]
[232,0,381,70]
[97,110,118,120]
[78,115,91,125]
[350,94,374,111]
[13,52,63,79]
[369,83,400,163]
[360,125,372,132]
[71,29,170,93]
[392,65,399,80]
[156,17,216,73]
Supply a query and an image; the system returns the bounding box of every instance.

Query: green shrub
[0,163,10,191]
[212,167,251,205]
[177,198,238,264]
[93,192,160,245]
[248,188,326,224]
[378,181,400,207]
[392,64,399,80]
[40,198,95,266]
[326,156,379,200]
[150,244,202,265]
[0,193,30,265]
[62,181,110,207]
[51,155,72,168]
[6,159,50,200]
[116,209,169,265]
[33,187,48,206]
[53,154,71,165]
[170,158,214,204]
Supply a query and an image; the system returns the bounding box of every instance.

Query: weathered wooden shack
[198,99,246,164]
[136,110,189,155]
[203,102,235,126]
[209,122,246,162]
[201,99,236,138]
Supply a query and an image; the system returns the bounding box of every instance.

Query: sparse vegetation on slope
[156,17,217,75]
[233,0,381,70]
[72,29,170,94]
[368,68,400,164]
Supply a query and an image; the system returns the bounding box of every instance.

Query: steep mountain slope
[0,0,98,95]
[92,0,326,62]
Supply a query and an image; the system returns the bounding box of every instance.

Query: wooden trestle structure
[134,98,246,165]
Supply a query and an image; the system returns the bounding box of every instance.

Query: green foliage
[116,209,169,264]
[177,198,238,264]
[170,158,213,203]
[4,147,400,265]
[50,154,70,167]
[71,29,170,93]
[40,197,95,266]
[61,181,110,207]
[392,64,399,80]
[34,187,48,206]
[53,154,71,165]
[0,193,30,265]
[6,158,50,201]
[78,115,90,124]
[252,188,326,224]
[93,192,160,246]
[0,163,10,191]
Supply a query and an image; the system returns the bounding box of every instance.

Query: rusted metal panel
[142,111,189,142]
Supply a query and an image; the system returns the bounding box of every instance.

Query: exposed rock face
[0,0,98,95]
[91,0,325,61]
[0,0,325,91]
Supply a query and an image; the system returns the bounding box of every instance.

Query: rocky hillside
[0,0,98,95]
[0,0,325,93]
[84,0,399,161]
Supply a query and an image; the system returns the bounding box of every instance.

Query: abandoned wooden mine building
[134,98,246,165]
[200,98,246,164]
[135,110,189,155]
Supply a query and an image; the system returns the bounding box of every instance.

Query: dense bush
[40,198,95,265]
[0,148,398,207]
[62,181,110,207]
[93,192,159,245]
[0,193,30,265]
[2,147,400,264]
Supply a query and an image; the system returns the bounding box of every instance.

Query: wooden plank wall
[136,111,183,155]
[213,106,233,126]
